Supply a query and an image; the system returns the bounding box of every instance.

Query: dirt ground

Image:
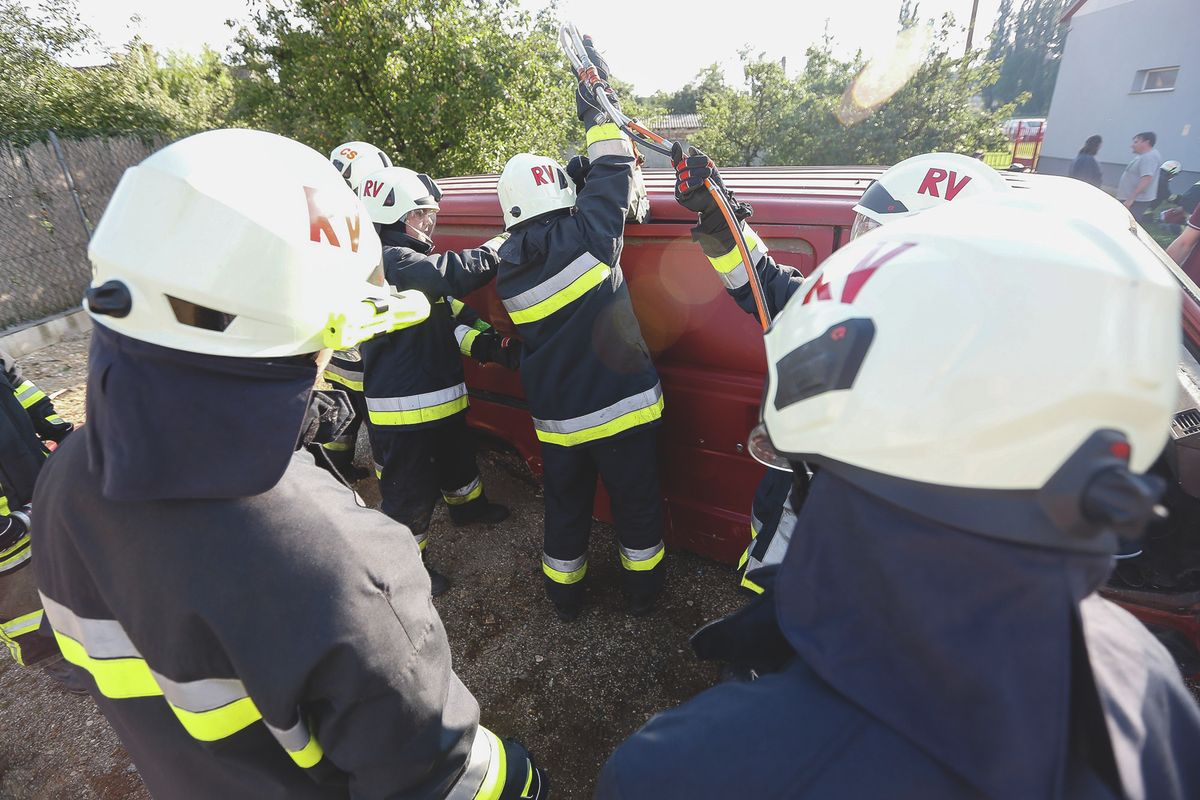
[0,330,743,799]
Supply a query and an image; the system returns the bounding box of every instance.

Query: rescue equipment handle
[559,23,772,330]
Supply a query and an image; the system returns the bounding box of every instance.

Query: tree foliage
[0,1,234,141]
[983,0,1067,115]
[692,21,1013,167]
[229,0,575,176]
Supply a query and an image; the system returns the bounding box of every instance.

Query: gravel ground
[0,330,743,799]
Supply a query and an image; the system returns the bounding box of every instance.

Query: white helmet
[497,153,577,230]
[756,191,1178,548]
[85,129,429,358]
[329,141,393,190]
[851,152,1009,239]
[1163,160,1182,175]
[357,166,441,226]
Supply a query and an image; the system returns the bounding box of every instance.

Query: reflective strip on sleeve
[501,253,612,325]
[706,226,767,291]
[738,515,762,570]
[366,383,469,426]
[0,495,8,516]
[0,532,31,573]
[446,726,506,800]
[740,573,765,594]
[542,553,587,585]
[482,233,510,251]
[415,531,429,551]
[0,610,45,665]
[321,440,352,452]
[14,381,46,409]
[450,297,467,317]
[266,717,326,770]
[153,672,262,742]
[585,123,633,160]
[323,363,364,393]
[533,383,663,447]
[443,476,483,506]
[455,325,481,357]
[619,542,664,572]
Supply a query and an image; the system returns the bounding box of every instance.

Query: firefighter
[0,347,78,685]
[33,129,547,800]
[493,39,664,622]
[312,140,397,480]
[356,165,517,597]
[673,148,1009,594]
[598,191,1200,798]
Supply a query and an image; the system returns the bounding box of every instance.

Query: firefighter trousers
[368,414,489,551]
[0,509,55,666]
[540,426,665,611]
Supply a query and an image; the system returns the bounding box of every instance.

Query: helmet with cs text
[329,141,393,191]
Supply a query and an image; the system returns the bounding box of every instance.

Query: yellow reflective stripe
[368,395,468,426]
[740,573,765,594]
[324,372,364,392]
[585,122,624,146]
[535,395,663,447]
[443,476,483,506]
[707,226,765,273]
[472,319,492,332]
[0,495,8,515]
[522,763,534,797]
[509,262,611,325]
[3,610,43,638]
[474,727,506,800]
[53,631,160,699]
[169,696,262,742]
[14,381,46,409]
[619,543,665,572]
[321,440,352,452]
[0,537,31,572]
[456,325,481,356]
[289,732,325,769]
[542,555,587,585]
[450,297,466,316]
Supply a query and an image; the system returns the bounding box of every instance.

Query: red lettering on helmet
[802,273,832,305]
[943,171,973,201]
[304,185,361,253]
[840,242,916,304]
[531,166,550,186]
[916,168,947,198]
[362,179,382,198]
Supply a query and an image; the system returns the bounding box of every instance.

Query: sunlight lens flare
[837,24,933,126]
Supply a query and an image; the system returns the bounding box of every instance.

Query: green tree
[229,0,575,176]
[693,21,1012,167]
[0,0,234,141]
[648,65,725,115]
[982,0,1067,115]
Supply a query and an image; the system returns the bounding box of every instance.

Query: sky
[70,0,1007,95]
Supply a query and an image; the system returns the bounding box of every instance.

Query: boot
[449,501,510,527]
[425,564,451,597]
[41,657,91,695]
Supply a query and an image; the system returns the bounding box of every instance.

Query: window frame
[1131,66,1180,94]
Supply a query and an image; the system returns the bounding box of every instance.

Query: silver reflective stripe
[502,253,603,314]
[324,363,363,384]
[39,593,140,659]
[332,348,361,363]
[446,476,481,499]
[265,717,311,751]
[758,499,797,571]
[366,383,467,412]
[721,262,749,290]
[3,610,42,636]
[750,512,764,536]
[453,325,472,347]
[152,671,249,713]
[15,383,40,404]
[587,138,633,160]
[446,727,500,800]
[543,553,586,573]
[619,542,663,563]
[533,383,662,436]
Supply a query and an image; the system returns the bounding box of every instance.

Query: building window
[1131,67,1179,93]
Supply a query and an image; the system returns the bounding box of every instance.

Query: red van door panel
[435,221,835,565]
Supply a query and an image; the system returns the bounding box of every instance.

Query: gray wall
[1040,0,1199,191]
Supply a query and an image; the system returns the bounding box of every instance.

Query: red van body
[431,166,1200,675]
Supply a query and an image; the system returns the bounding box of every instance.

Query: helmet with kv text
[850,152,1009,239]
[1163,160,1182,176]
[755,191,1178,551]
[329,141,393,190]
[498,153,577,230]
[357,166,441,227]
[85,129,429,358]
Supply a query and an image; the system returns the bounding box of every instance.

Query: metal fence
[0,132,167,330]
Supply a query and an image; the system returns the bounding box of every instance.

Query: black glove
[672,142,723,214]
[40,416,74,444]
[470,330,522,370]
[497,738,547,799]
[566,155,591,193]
[575,34,619,128]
